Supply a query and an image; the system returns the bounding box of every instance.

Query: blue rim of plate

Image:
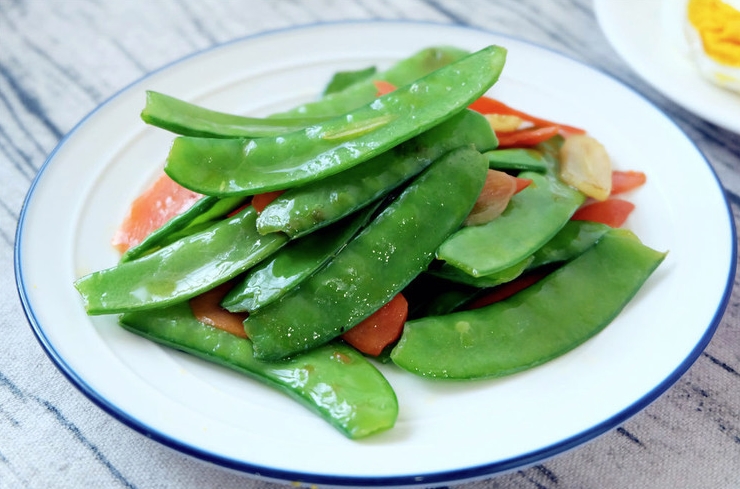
[13,19,738,487]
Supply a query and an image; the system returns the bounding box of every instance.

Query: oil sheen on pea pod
[436,170,585,277]
[141,47,471,139]
[74,206,288,315]
[119,302,398,439]
[391,229,667,380]
[140,90,328,139]
[221,204,379,313]
[256,109,498,238]
[276,46,471,118]
[163,45,507,197]
[244,146,489,361]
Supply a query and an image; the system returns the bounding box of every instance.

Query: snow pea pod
[164,45,507,197]
[140,91,327,138]
[429,256,534,288]
[402,273,478,319]
[528,220,611,269]
[436,170,585,277]
[244,146,489,361]
[222,204,378,313]
[74,206,288,315]
[119,302,398,439]
[391,229,666,379]
[276,46,470,118]
[322,66,377,96]
[485,148,548,172]
[256,109,498,238]
[120,194,246,262]
[431,221,611,287]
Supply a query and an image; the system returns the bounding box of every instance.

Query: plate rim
[13,18,738,487]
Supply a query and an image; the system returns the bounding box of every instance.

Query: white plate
[595,0,740,133]
[15,21,736,487]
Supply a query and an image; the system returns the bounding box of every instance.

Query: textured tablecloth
[2,1,739,487]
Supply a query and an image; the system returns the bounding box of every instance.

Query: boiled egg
[685,0,740,93]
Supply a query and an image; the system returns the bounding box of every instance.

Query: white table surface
[2,1,739,487]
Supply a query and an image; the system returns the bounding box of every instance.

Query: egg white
[686,0,740,93]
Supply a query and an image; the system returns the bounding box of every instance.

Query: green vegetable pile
[74,45,665,439]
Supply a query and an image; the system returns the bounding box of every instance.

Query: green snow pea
[119,302,398,439]
[256,109,498,238]
[429,256,534,288]
[436,170,585,277]
[528,220,611,269]
[402,273,478,319]
[140,91,327,139]
[276,46,470,118]
[485,148,548,172]
[403,221,611,317]
[222,204,378,313]
[429,220,610,288]
[322,66,377,96]
[141,47,468,139]
[120,194,246,262]
[244,146,489,361]
[164,45,507,197]
[391,228,666,379]
[74,206,287,315]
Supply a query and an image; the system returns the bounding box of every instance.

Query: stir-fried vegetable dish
[74,45,665,439]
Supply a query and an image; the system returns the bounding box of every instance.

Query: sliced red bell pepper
[571,198,635,228]
[341,293,408,356]
[189,281,249,338]
[611,170,647,195]
[466,270,550,310]
[251,190,285,214]
[469,96,585,136]
[496,126,560,148]
[515,177,533,193]
[373,80,397,97]
[111,172,202,253]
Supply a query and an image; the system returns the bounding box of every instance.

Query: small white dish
[595,0,740,133]
[15,20,736,487]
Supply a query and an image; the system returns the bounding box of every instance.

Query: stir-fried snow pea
[403,273,479,319]
[120,302,398,439]
[430,257,534,288]
[121,195,247,262]
[75,206,288,315]
[277,46,470,118]
[322,66,377,96]
[164,45,507,197]
[140,91,327,139]
[437,170,585,277]
[528,220,611,269]
[222,205,378,313]
[391,229,667,379]
[143,47,469,139]
[432,221,611,287]
[256,109,498,238]
[485,148,548,172]
[245,146,489,361]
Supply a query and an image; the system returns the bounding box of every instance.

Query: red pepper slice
[571,198,635,228]
[341,293,408,356]
[469,96,586,136]
[373,80,396,97]
[496,126,560,148]
[251,190,285,214]
[611,170,647,195]
[466,270,550,310]
[189,282,248,338]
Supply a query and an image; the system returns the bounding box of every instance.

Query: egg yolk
[688,0,740,66]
